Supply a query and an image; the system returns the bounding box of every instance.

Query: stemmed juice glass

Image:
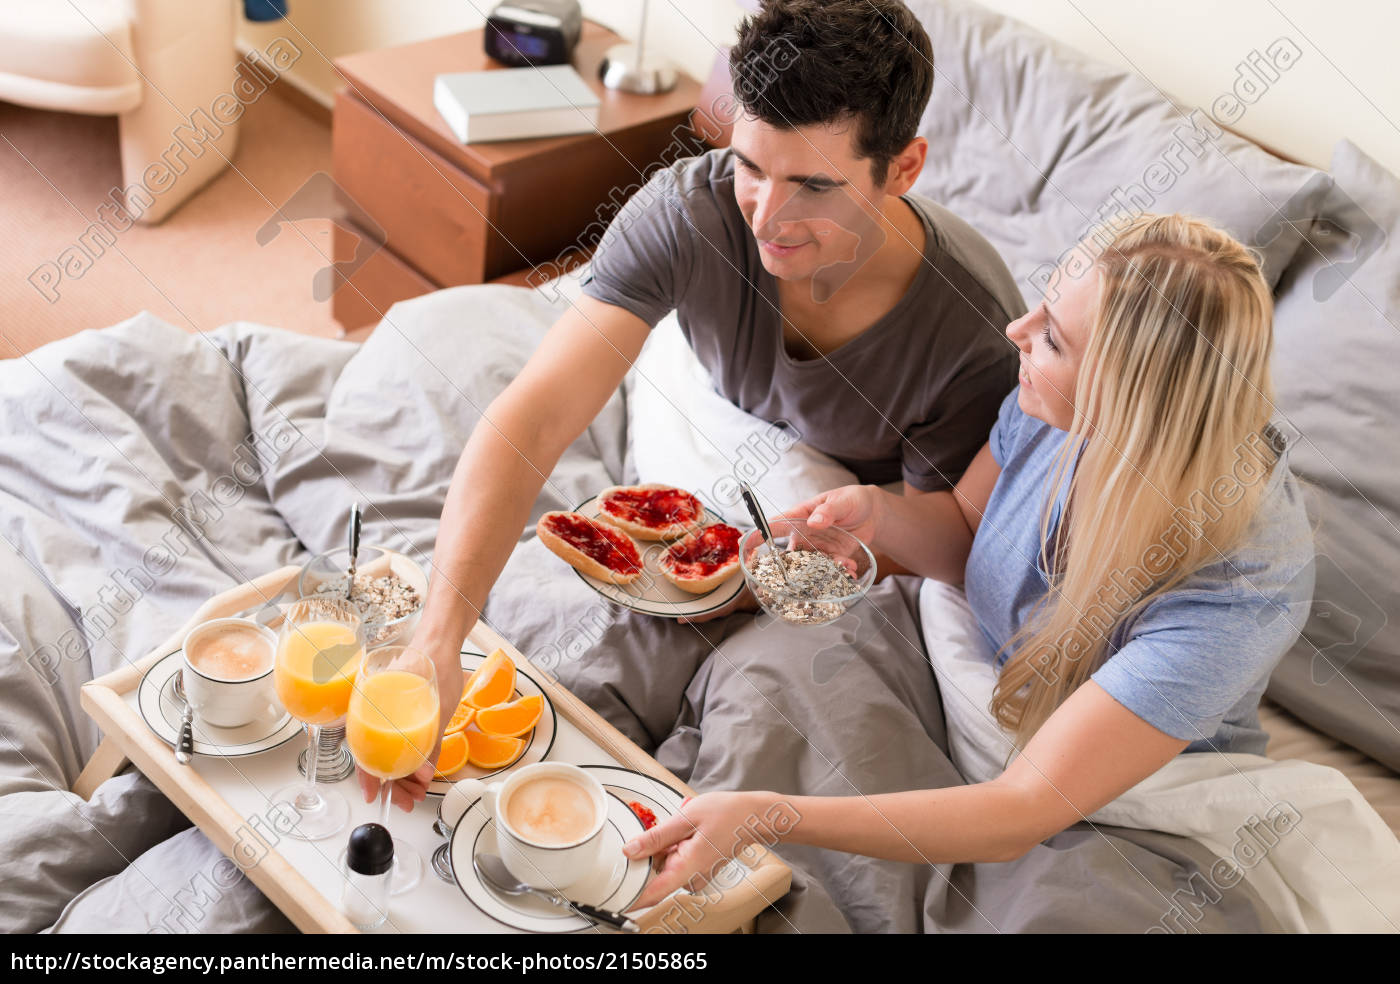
[269,597,365,841]
[346,644,440,893]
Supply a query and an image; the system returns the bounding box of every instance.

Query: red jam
[664,524,741,580]
[543,513,643,575]
[600,486,703,530]
[628,801,657,830]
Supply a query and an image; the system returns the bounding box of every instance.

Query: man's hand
[356,625,465,812]
[623,791,772,910]
[396,293,650,808]
[358,759,434,812]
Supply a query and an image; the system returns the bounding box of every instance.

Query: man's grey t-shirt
[581,149,1025,491]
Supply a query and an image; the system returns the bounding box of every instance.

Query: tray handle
[634,847,793,935]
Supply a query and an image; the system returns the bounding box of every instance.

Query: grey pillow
[1,772,190,933]
[44,826,294,934]
[906,0,1331,303]
[255,284,628,558]
[1264,140,1400,772]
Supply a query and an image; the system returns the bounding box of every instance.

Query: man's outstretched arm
[369,294,650,808]
[420,293,650,666]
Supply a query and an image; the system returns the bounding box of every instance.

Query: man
[375,0,1025,807]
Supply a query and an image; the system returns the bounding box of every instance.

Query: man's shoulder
[640,148,739,217]
[907,194,1028,323]
[672,146,738,192]
[617,149,745,255]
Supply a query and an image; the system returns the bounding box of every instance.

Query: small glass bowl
[739,520,876,627]
[297,546,428,649]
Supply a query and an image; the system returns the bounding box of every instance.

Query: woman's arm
[786,443,1002,584]
[626,681,1187,907]
[866,482,935,579]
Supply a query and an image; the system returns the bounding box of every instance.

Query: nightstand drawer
[334,91,498,285]
[330,220,436,332]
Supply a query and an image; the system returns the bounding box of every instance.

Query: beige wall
[973,0,1400,176]
[243,0,1398,177]
[238,0,746,105]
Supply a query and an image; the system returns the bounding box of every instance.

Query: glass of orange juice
[346,644,440,892]
[269,597,364,841]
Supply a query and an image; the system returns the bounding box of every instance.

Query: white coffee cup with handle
[181,617,278,728]
[453,762,608,889]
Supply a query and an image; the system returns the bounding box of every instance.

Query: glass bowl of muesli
[296,546,427,648]
[739,520,875,627]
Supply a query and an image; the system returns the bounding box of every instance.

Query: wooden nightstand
[330,22,702,331]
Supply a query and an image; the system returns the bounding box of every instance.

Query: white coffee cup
[181,617,278,728]
[455,763,608,889]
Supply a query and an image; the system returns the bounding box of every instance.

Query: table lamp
[599,0,678,94]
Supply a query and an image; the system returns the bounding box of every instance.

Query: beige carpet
[0,90,353,360]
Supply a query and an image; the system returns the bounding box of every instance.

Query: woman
[624,213,1314,909]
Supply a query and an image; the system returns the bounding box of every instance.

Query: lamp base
[598,42,679,95]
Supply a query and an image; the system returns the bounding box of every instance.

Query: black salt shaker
[341,822,393,930]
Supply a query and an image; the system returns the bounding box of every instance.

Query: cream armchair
[0,0,240,224]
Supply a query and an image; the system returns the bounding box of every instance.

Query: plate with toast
[537,483,748,619]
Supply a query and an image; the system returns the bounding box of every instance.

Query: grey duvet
[0,286,1283,933]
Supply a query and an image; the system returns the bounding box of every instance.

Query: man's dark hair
[729,0,934,184]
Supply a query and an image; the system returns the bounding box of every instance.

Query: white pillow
[627,314,858,521]
[918,579,1016,785]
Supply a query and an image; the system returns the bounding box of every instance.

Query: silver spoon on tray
[474,852,639,932]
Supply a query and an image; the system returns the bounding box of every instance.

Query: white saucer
[138,650,302,758]
[426,649,559,796]
[449,784,653,933]
[568,495,746,619]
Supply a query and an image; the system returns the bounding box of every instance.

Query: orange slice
[475,694,544,738]
[444,702,476,736]
[466,731,525,770]
[463,649,516,709]
[434,731,469,778]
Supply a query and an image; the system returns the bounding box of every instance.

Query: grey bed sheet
[504,577,1279,934]
[0,285,625,933]
[0,285,1274,933]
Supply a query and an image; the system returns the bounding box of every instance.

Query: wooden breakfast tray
[78,565,790,934]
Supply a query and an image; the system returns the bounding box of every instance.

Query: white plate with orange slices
[426,648,558,796]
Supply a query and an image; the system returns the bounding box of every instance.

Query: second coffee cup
[454,762,608,889]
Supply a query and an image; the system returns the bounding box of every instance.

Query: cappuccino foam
[188,623,273,681]
[505,777,597,846]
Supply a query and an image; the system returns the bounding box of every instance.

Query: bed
[3,0,1398,933]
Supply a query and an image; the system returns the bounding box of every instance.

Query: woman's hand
[781,485,885,550]
[623,791,772,910]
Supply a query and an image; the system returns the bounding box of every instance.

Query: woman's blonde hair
[991,213,1279,746]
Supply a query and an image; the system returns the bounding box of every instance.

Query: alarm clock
[485,0,583,67]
